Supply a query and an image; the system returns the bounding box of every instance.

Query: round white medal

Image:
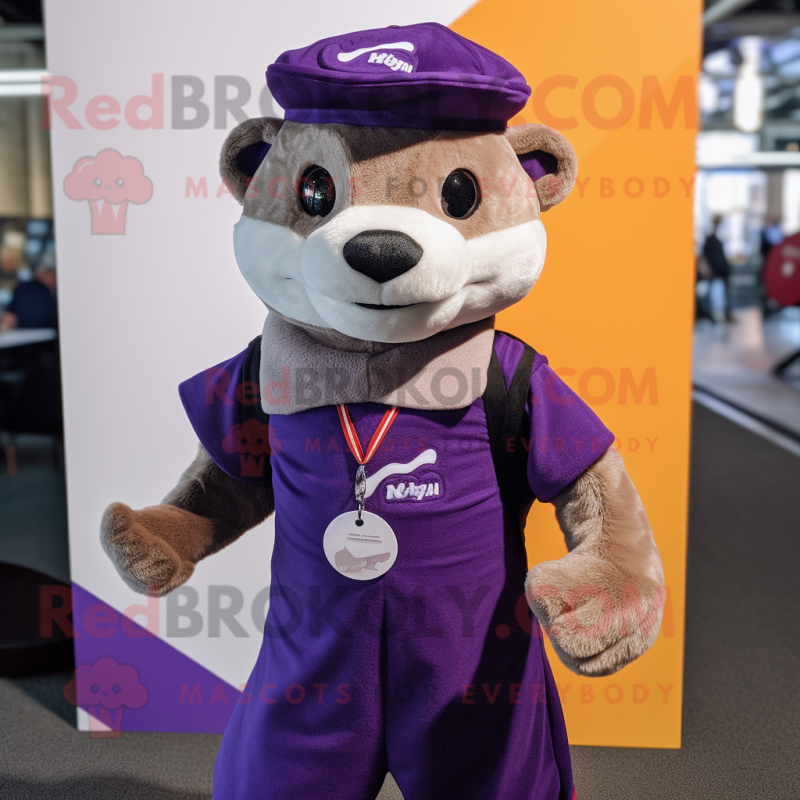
[323,510,398,580]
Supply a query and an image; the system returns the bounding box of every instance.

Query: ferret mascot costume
[102,22,665,800]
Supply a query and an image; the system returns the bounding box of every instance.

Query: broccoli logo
[64,149,153,235]
[222,420,279,477]
[64,656,148,737]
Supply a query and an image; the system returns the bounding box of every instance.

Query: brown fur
[525,447,665,676]
[101,445,274,596]
[102,503,209,596]
[239,121,354,237]
[220,116,285,204]
[505,124,578,211]
[348,127,539,238]
[224,119,575,242]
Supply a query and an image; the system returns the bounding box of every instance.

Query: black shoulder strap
[484,332,537,541]
[240,334,276,484]
[242,335,270,426]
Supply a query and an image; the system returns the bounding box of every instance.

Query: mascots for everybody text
[102,23,665,800]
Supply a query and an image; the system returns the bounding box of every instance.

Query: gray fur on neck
[266,306,399,355]
[260,313,495,415]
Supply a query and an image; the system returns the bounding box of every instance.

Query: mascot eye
[92,178,102,188]
[299,165,336,217]
[115,178,125,188]
[441,169,479,219]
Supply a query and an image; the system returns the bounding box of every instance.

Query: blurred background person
[760,215,784,261]
[0,253,57,331]
[760,215,785,314]
[702,214,735,322]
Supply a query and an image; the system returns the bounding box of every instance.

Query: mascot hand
[101,502,212,596]
[525,552,665,677]
[524,447,665,677]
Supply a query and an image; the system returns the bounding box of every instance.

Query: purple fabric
[266,22,531,132]
[236,141,271,177]
[519,150,559,182]
[213,400,572,799]
[178,346,280,486]
[70,582,237,733]
[179,332,616,798]
[180,334,613,502]
[493,335,616,502]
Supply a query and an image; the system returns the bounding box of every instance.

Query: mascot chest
[268,402,504,542]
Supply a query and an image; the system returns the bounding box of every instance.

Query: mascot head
[220,22,577,344]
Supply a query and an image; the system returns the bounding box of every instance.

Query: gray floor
[693,306,800,440]
[1,404,799,798]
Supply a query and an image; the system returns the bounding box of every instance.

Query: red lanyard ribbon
[336,404,399,466]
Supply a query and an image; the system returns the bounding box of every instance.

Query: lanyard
[336,404,399,519]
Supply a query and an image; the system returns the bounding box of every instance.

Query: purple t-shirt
[179,331,613,504]
[180,331,611,800]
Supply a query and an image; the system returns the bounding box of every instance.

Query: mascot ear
[220,117,284,204]
[505,123,577,212]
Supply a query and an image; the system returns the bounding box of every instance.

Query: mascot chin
[101,22,665,800]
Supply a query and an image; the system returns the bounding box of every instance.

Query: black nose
[342,230,423,284]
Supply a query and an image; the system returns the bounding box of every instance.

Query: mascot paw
[525,553,665,677]
[101,502,196,596]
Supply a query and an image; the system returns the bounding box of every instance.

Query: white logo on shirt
[364,448,437,499]
[385,480,440,501]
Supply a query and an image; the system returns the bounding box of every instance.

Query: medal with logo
[322,405,399,580]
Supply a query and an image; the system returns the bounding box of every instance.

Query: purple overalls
[180,333,611,799]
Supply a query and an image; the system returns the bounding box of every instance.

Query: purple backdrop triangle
[71,582,239,733]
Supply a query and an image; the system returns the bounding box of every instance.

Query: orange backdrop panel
[451,0,702,748]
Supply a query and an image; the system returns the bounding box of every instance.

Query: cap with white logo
[266,22,531,132]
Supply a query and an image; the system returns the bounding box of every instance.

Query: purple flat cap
[266,22,531,132]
